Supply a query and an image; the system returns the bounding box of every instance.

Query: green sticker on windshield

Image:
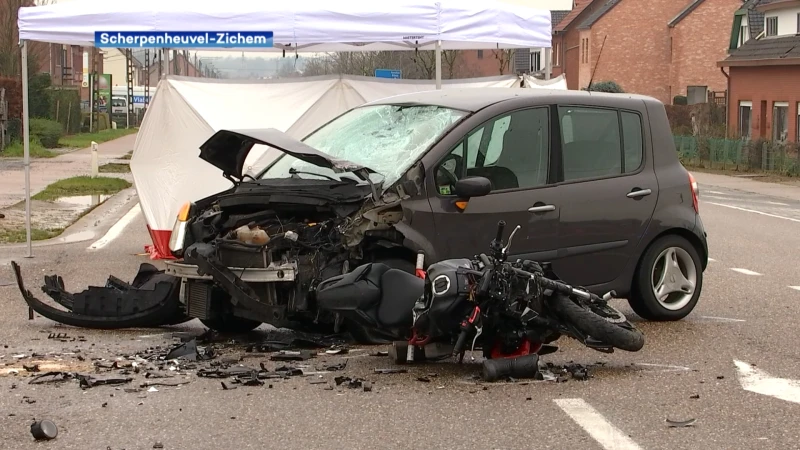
[439,185,451,195]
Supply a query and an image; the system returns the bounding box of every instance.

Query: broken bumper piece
[11,261,190,329]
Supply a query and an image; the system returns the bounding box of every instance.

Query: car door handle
[627,189,652,199]
[528,204,556,213]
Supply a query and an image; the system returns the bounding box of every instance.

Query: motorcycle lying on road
[315,220,645,381]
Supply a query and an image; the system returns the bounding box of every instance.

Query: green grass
[99,163,131,173]
[32,176,132,201]
[0,140,57,158]
[0,228,63,244]
[59,127,139,149]
[121,151,133,160]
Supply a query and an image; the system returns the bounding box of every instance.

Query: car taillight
[688,172,699,213]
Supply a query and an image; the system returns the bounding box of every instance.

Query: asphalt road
[2,178,800,450]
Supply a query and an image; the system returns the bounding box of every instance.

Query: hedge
[30,118,64,148]
[48,89,82,135]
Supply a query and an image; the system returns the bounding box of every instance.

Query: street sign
[375,69,401,79]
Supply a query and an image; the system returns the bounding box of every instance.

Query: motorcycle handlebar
[495,221,506,242]
[508,266,595,301]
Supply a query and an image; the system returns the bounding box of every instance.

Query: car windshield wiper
[288,167,339,181]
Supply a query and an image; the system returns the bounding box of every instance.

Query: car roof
[362,88,659,112]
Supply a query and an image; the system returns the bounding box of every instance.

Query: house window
[739,101,752,140]
[766,16,778,36]
[581,38,589,63]
[477,50,484,59]
[532,51,542,72]
[797,12,800,33]
[773,102,788,142]
[687,86,708,105]
[739,25,748,47]
[797,102,800,143]
[554,43,560,66]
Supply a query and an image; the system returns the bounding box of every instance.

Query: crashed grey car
[164,88,708,343]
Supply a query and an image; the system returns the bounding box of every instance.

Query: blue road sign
[375,69,402,79]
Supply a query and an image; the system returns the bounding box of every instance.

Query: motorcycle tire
[550,293,644,352]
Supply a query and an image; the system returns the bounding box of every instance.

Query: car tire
[629,234,703,321]
[200,315,262,334]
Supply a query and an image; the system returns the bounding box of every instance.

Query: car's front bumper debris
[10,261,190,329]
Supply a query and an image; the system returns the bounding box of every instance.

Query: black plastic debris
[164,339,198,361]
[374,368,407,374]
[416,377,431,383]
[23,364,40,373]
[28,372,74,385]
[30,420,58,440]
[153,442,164,449]
[197,366,259,379]
[236,371,264,386]
[309,379,327,385]
[221,382,236,390]
[274,366,304,377]
[324,362,347,371]
[666,418,697,428]
[690,394,700,399]
[78,374,133,389]
[334,376,368,389]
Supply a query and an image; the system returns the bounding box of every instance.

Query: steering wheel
[436,154,463,188]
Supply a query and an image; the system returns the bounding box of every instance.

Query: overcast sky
[44,0,572,59]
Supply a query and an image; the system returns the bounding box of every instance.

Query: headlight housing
[168,201,194,255]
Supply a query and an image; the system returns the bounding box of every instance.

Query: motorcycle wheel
[550,293,644,352]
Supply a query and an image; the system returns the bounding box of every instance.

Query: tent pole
[21,40,32,257]
[435,40,442,90]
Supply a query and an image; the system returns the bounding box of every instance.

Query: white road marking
[708,258,716,262]
[706,190,725,195]
[707,202,800,223]
[700,316,746,322]
[730,268,762,276]
[766,201,789,206]
[705,195,736,200]
[554,398,642,450]
[88,204,141,250]
[734,360,800,405]
[789,286,800,292]
[631,363,692,372]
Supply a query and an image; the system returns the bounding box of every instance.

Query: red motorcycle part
[489,338,543,359]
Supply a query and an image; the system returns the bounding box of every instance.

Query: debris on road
[78,374,133,389]
[10,261,191,329]
[30,419,58,441]
[666,418,697,428]
[374,368,407,374]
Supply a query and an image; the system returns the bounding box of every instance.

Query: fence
[674,135,800,176]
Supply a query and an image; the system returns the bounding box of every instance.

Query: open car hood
[198,128,375,180]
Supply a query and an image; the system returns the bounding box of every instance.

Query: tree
[0,0,54,78]
[493,50,513,75]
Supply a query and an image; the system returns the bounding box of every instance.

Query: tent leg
[435,40,442,90]
[21,40,32,258]
[544,47,552,80]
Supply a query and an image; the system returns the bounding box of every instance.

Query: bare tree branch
[492,49,513,75]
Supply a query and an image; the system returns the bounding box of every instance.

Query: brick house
[457,9,571,77]
[552,0,741,104]
[718,0,800,142]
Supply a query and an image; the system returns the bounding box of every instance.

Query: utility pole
[194,52,198,76]
[173,49,179,75]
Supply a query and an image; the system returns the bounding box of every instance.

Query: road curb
[0,187,140,250]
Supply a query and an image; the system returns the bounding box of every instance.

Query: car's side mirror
[454,176,492,198]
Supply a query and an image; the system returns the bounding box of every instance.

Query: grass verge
[99,163,131,173]
[0,140,57,158]
[684,165,800,187]
[0,228,63,244]
[32,176,132,201]
[121,151,133,160]
[59,128,139,149]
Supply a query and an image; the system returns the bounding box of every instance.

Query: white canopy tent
[523,74,567,90]
[133,74,522,259]
[16,0,552,256]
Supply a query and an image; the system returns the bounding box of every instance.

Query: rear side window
[558,106,644,182]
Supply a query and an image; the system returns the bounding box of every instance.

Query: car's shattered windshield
[257,104,469,186]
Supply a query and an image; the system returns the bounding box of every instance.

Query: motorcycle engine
[411,258,474,341]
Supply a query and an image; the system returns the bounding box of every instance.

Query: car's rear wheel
[629,234,703,321]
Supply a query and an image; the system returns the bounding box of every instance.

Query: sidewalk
[691,171,800,202]
[0,133,137,209]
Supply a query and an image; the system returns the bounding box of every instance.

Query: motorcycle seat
[316,263,424,329]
